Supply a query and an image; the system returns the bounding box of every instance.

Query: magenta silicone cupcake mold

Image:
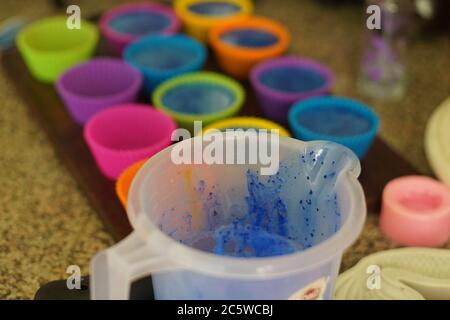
[84,104,177,180]
[250,56,334,124]
[99,3,181,55]
[56,58,143,125]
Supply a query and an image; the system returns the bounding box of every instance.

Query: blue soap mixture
[221,28,279,48]
[260,67,326,93]
[131,45,198,71]
[162,83,235,114]
[188,2,241,16]
[109,11,171,35]
[213,223,304,257]
[297,108,372,137]
[158,146,345,258]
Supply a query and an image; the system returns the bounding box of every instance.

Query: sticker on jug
[288,277,329,300]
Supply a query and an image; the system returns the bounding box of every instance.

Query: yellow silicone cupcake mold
[174,0,253,43]
[203,117,291,137]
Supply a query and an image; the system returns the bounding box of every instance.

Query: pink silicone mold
[84,104,177,180]
[380,175,450,247]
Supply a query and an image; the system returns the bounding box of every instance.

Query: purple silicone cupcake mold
[56,57,143,125]
[250,56,334,124]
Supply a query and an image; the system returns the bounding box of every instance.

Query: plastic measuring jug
[90,133,366,299]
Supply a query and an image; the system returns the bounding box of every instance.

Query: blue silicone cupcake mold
[124,34,207,93]
[288,96,380,158]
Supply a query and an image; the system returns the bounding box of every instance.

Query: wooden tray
[2,31,419,242]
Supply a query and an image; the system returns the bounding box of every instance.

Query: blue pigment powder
[297,108,372,137]
[188,2,241,16]
[130,45,198,71]
[162,83,235,114]
[221,28,279,48]
[109,12,171,35]
[158,145,345,258]
[260,67,327,93]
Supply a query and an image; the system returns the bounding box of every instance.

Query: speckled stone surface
[0,0,449,299]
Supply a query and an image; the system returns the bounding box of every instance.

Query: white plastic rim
[126,134,367,279]
[425,96,450,188]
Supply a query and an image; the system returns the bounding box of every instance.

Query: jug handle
[90,231,176,300]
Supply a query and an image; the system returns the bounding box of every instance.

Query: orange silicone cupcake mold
[116,159,146,210]
[209,16,290,79]
[175,0,253,43]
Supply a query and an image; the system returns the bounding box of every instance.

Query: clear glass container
[359,0,413,100]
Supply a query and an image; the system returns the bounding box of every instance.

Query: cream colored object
[425,96,450,188]
[334,248,450,300]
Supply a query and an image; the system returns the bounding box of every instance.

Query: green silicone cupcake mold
[152,71,244,132]
[17,16,99,83]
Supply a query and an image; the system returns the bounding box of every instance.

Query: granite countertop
[0,0,449,299]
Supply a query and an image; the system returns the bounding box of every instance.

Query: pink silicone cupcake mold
[84,104,177,180]
[380,176,450,247]
[56,58,143,125]
[99,3,181,54]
